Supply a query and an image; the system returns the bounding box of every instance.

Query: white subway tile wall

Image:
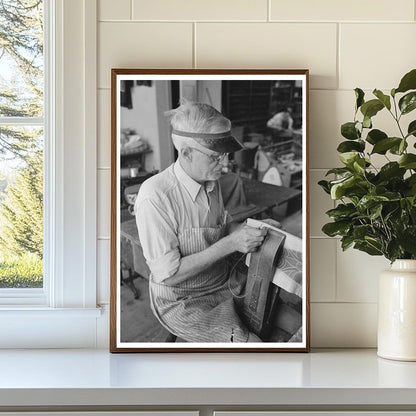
[97,0,416,347]
[270,0,415,22]
[97,169,111,239]
[311,303,378,347]
[309,90,354,169]
[310,239,336,302]
[98,90,111,168]
[98,22,193,88]
[336,246,390,303]
[97,240,110,305]
[132,0,268,21]
[196,23,338,89]
[339,24,416,90]
[99,0,131,21]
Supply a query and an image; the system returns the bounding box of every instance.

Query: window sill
[0,349,415,409]
[0,307,103,348]
[0,306,102,316]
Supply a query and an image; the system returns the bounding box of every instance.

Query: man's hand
[261,218,282,229]
[228,223,268,253]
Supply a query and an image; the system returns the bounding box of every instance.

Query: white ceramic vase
[378,259,416,361]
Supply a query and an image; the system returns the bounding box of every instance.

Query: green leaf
[400,198,411,211]
[354,241,383,256]
[360,99,384,119]
[329,175,354,185]
[396,69,416,94]
[399,139,407,154]
[363,115,372,129]
[337,140,365,153]
[353,224,374,240]
[378,162,406,181]
[355,88,365,110]
[341,235,355,251]
[365,236,384,250]
[339,152,360,167]
[322,221,351,237]
[408,120,416,138]
[406,174,416,188]
[410,207,416,222]
[399,154,416,169]
[386,240,403,263]
[398,226,416,255]
[373,89,391,110]
[330,175,369,200]
[391,88,396,97]
[318,180,331,194]
[371,137,402,154]
[366,129,388,145]
[384,204,400,222]
[341,122,360,140]
[407,196,416,207]
[353,158,366,174]
[338,152,355,166]
[389,139,408,155]
[326,203,356,220]
[357,195,389,212]
[399,92,416,115]
[330,176,356,199]
[369,203,383,220]
[325,167,352,176]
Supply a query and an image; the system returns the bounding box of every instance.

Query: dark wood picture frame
[110,69,310,352]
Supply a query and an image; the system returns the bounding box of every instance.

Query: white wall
[96,0,416,348]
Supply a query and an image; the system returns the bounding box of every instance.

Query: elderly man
[135,101,267,343]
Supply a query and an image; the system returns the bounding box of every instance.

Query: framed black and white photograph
[110,69,310,352]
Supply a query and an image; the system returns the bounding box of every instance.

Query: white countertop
[0,348,416,407]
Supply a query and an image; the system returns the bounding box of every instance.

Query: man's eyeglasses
[191,147,229,163]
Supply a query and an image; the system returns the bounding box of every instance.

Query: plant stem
[390,97,406,139]
[380,214,391,241]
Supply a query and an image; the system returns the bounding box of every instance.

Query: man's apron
[149,225,249,343]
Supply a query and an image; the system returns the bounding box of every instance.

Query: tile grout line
[311,301,378,305]
[267,0,271,22]
[309,236,338,239]
[98,19,415,24]
[308,168,337,171]
[334,229,339,303]
[336,22,340,90]
[193,22,197,69]
[130,0,133,20]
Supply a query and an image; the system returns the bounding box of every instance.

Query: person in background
[267,106,294,139]
[135,100,268,343]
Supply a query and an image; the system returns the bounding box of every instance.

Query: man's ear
[181,146,193,161]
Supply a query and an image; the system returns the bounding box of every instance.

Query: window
[0,0,100,348]
[0,0,45,293]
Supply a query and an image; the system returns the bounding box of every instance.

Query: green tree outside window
[0,0,44,288]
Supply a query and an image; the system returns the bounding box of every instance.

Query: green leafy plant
[319,69,416,262]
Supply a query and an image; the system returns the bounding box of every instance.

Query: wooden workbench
[242,177,302,209]
[121,179,301,279]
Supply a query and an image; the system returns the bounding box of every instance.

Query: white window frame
[0,0,101,348]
